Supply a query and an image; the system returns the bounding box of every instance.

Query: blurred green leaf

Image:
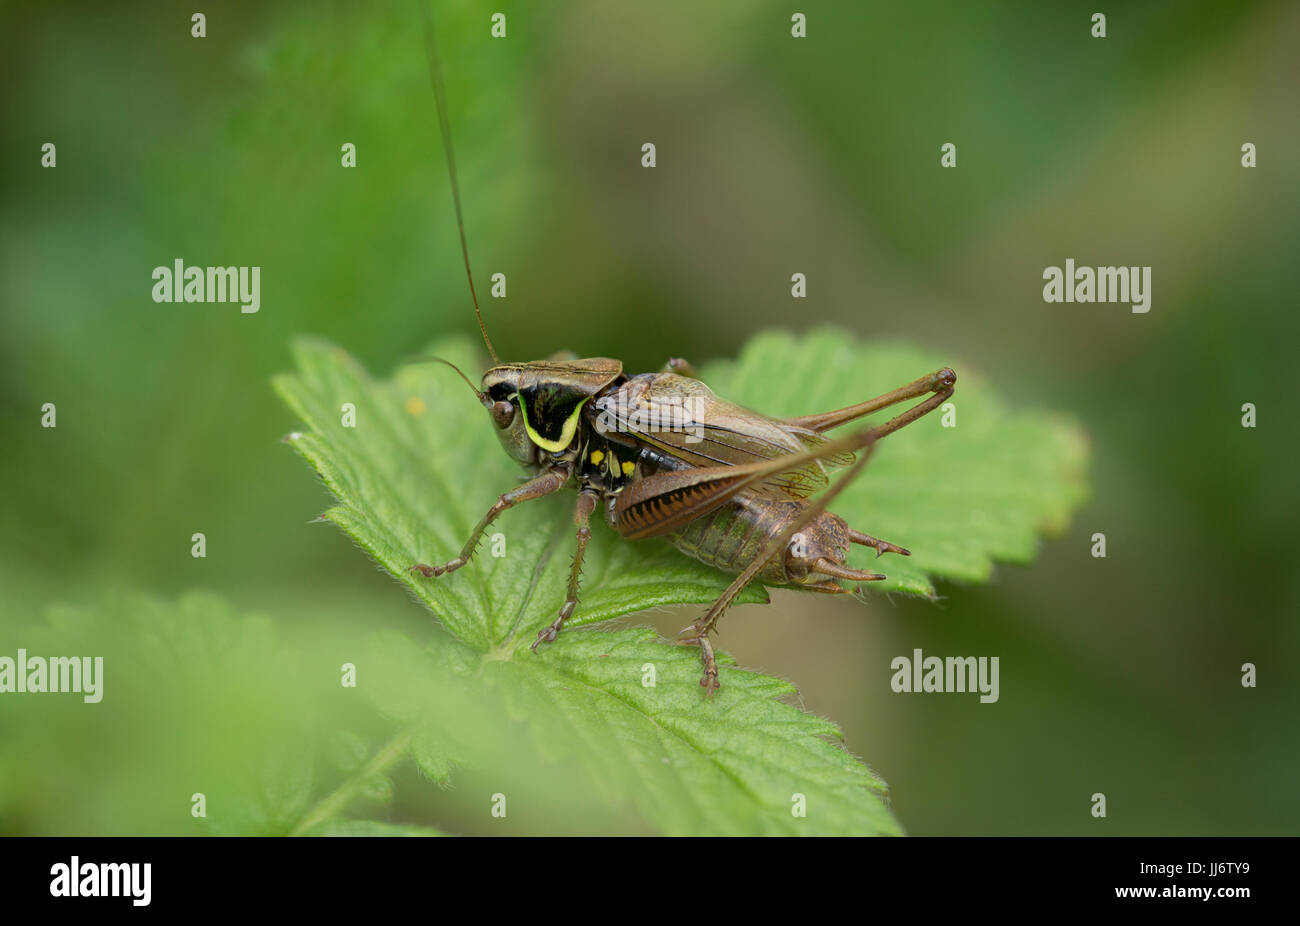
[303,820,447,837]
[0,591,325,836]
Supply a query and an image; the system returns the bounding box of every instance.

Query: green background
[1,0,1297,834]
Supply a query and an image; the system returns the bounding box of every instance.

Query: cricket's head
[481,358,624,465]
[479,366,532,465]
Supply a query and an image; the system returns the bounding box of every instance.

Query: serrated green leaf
[700,329,1091,595]
[272,336,767,653]
[273,329,1088,835]
[361,627,896,836]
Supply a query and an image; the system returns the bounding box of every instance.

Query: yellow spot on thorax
[621,460,635,477]
[589,450,605,465]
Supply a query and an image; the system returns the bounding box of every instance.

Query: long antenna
[421,355,486,402]
[420,2,501,365]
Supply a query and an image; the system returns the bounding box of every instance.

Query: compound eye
[491,401,515,429]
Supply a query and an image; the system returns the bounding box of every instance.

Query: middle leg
[531,487,600,651]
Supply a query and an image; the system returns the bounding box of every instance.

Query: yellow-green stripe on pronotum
[517,395,590,453]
